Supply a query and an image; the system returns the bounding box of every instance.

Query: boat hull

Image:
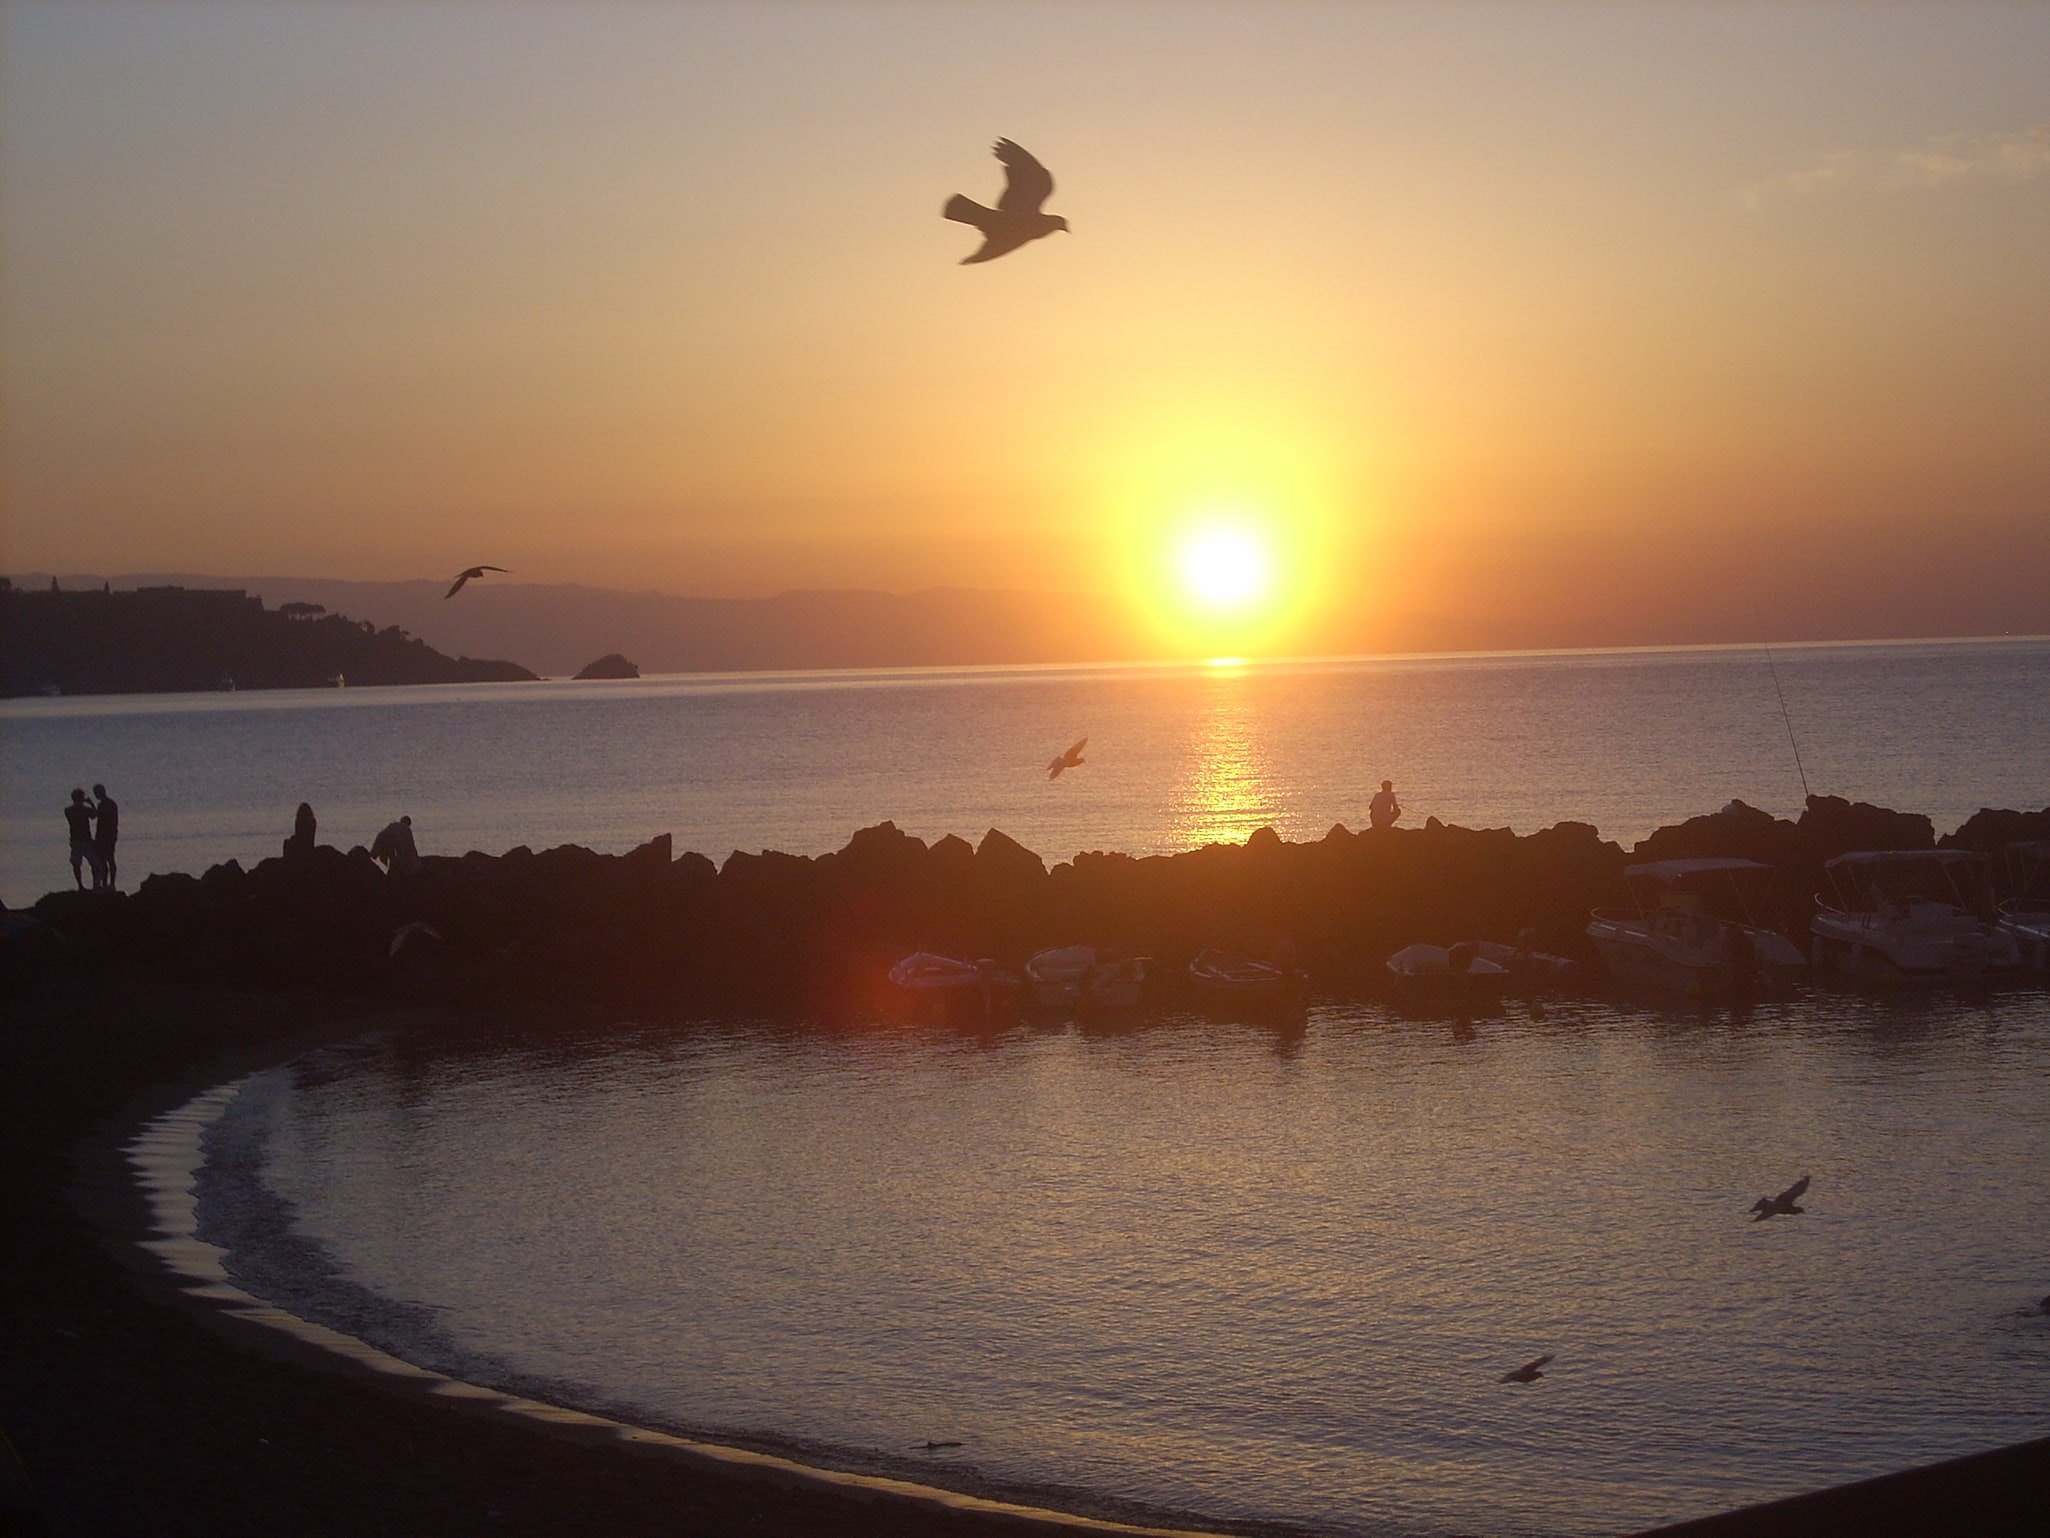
[1586,914,1805,999]
[1809,910,2023,986]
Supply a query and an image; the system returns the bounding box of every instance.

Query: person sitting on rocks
[370,814,422,877]
[1368,780,1402,830]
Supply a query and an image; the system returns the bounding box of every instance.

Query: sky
[3,1,2047,655]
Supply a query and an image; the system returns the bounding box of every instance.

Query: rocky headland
[0,581,538,695]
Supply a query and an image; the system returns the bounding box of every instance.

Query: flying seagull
[944,139,1069,264]
[1499,1354,1553,1384]
[1750,1174,1811,1221]
[444,565,507,598]
[389,921,443,958]
[1047,737,1087,779]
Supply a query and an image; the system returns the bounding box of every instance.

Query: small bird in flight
[1047,737,1087,779]
[1750,1174,1811,1221]
[389,921,443,958]
[944,139,1069,264]
[1499,1354,1553,1384]
[444,565,507,598]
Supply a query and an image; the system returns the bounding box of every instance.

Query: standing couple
[64,784,120,890]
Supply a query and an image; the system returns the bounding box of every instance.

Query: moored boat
[1188,947,1306,1007]
[1026,946,1150,1012]
[1385,942,1510,1003]
[1996,840,2050,971]
[1810,850,2022,985]
[1024,945,1096,1010]
[887,951,1020,1019]
[1587,858,1807,998]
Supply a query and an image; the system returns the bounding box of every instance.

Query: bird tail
[943,194,994,229]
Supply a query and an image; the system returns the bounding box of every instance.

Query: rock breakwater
[11,796,2048,1012]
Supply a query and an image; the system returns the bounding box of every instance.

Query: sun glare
[1178,527,1273,612]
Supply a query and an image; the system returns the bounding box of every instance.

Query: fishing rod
[1765,649,1811,801]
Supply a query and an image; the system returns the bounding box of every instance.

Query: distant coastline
[17,571,2048,681]
[0,581,538,697]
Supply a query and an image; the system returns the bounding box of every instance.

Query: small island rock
[573,653,641,680]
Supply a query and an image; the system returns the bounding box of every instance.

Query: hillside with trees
[0,581,538,696]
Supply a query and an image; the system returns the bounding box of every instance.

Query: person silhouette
[370,814,421,877]
[91,783,120,889]
[64,789,102,890]
[1368,779,1402,830]
[284,802,318,861]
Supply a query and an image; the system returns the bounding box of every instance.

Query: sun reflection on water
[1166,672,1280,849]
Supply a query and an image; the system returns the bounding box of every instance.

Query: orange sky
[3,1,2046,654]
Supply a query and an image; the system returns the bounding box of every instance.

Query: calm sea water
[215,991,2050,1537]
[4,638,2046,908]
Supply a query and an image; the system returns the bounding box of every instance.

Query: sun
[1178,526,1274,612]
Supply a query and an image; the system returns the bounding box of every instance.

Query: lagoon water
[4,637,2047,907]
[217,991,2050,1537]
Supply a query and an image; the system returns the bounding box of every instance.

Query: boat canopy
[1823,850,1988,871]
[1823,849,1995,915]
[1624,857,1773,881]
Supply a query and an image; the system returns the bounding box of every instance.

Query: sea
[12,637,2050,1535]
[4,638,2046,908]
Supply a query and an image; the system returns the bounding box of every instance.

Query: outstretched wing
[993,139,1054,214]
[1777,1175,1810,1206]
[960,227,1038,265]
[1526,1354,1554,1372]
[1067,737,1088,759]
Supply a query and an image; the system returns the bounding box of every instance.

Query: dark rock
[572,653,641,681]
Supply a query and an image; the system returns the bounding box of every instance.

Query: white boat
[1385,942,1511,1002]
[1810,850,2022,985]
[1024,945,1096,1009]
[887,951,1020,1018]
[1997,841,2050,972]
[1587,858,1807,998]
[1025,945,1150,1011]
[1188,947,1305,1006]
[1084,954,1150,1011]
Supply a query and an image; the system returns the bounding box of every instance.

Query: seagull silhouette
[1047,737,1087,779]
[1500,1354,1553,1384]
[944,139,1069,264]
[389,921,443,958]
[444,565,506,598]
[1750,1174,1810,1220]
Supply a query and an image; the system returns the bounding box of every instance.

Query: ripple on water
[210,989,2050,1537]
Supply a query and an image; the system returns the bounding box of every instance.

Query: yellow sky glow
[1,2,2046,654]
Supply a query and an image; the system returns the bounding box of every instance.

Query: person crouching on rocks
[370,814,422,878]
[1368,779,1402,830]
[64,789,103,890]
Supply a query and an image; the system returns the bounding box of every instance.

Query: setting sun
[1179,525,1274,611]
